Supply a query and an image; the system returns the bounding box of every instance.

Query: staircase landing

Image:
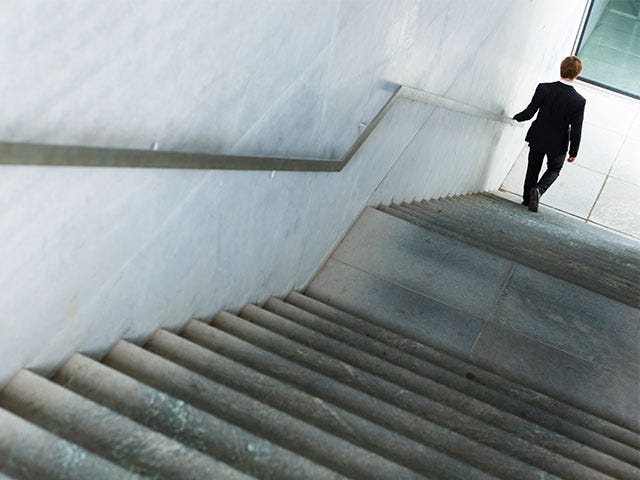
[311,194,639,429]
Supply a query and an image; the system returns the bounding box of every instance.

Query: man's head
[560,56,583,80]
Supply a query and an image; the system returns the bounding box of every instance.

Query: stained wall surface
[0,0,588,384]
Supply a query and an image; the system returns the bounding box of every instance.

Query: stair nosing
[264,297,640,477]
[292,291,640,451]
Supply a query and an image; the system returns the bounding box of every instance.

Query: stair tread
[481,192,640,251]
[207,310,573,480]
[54,353,344,480]
[1,190,637,480]
[156,324,489,480]
[381,192,640,308]
[288,291,640,458]
[406,198,639,285]
[0,406,141,480]
[0,370,251,480]
[386,202,639,301]
[402,202,639,361]
[103,340,420,480]
[265,296,640,479]
[337,206,638,428]
[429,192,636,254]
[393,199,636,289]
[409,196,638,272]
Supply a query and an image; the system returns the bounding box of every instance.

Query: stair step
[54,353,342,480]
[481,192,640,285]
[205,310,566,480]
[396,199,636,293]
[0,370,250,480]
[0,406,140,480]
[479,192,636,252]
[1,191,637,480]
[381,194,640,308]
[287,291,640,465]
[175,320,495,480]
[412,197,638,287]
[103,339,417,480]
[264,296,640,479]
[409,196,636,291]
[332,206,639,431]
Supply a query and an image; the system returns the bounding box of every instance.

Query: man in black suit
[513,56,586,212]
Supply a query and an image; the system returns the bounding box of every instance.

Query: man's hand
[568,156,576,163]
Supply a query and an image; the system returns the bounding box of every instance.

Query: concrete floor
[502,81,640,238]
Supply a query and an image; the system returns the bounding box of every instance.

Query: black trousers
[522,149,565,203]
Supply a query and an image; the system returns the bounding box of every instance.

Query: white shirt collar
[559,78,574,86]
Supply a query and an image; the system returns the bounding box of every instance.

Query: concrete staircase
[381,192,640,308]
[1,192,639,479]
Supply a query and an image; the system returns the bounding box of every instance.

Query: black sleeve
[513,84,544,122]
[569,99,586,157]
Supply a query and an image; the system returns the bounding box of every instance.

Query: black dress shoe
[521,201,528,206]
[528,187,540,212]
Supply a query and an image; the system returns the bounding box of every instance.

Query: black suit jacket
[514,81,586,157]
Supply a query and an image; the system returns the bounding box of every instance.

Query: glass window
[576,0,640,98]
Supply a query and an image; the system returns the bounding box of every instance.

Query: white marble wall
[0,0,587,384]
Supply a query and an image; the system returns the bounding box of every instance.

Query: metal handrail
[0,85,518,171]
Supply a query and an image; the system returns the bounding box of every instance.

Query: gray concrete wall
[0,0,587,385]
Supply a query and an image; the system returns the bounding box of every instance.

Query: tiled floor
[502,81,640,238]
[590,177,640,234]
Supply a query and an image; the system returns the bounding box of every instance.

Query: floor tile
[610,136,640,184]
[590,177,640,237]
[538,164,605,219]
[470,321,640,430]
[577,122,626,174]
[628,108,640,139]
[576,82,639,131]
[306,258,486,358]
[330,208,514,319]
[503,148,611,220]
[490,264,640,374]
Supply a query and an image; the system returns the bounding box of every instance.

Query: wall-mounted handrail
[0,85,518,171]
